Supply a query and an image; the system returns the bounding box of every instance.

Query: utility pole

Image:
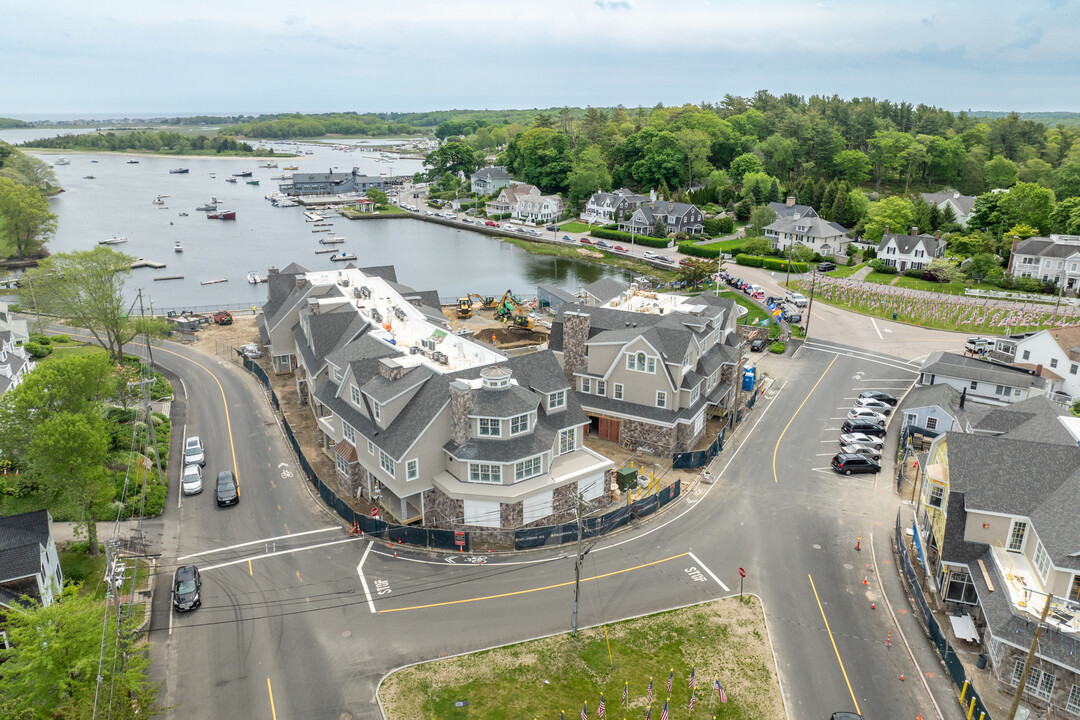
[571,493,585,636]
[804,269,818,339]
[1008,593,1054,720]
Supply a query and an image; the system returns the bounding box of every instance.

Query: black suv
[216,470,239,507]
[172,564,201,612]
[831,453,881,475]
[818,261,837,272]
[841,419,887,437]
[859,390,898,406]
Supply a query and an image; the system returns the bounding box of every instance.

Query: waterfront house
[769,196,819,220]
[618,200,704,236]
[877,228,946,272]
[485,183,538,217]
[279,168,388,196]
[921,189,976,228]
[1007,234,1080,289]
[764,215,849,256]
[549,289,744,455]
[580,188,650,224]
[918,351,1050,406]
[471,166,513,195]
[0,509,63,610]
[0,302,35,398]
[513,192,564,224]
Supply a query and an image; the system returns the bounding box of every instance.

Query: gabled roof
[582,278,628,305]
[920,351,1047,390]
[474,165,511,180]
[877,232,945,256]
[921,190,976,215]
[537,284,580,306]
[765,215,847,238]
[361,364,435,404]
[469,384,540,419]
[768,201,818,219]
[1012,236,1080,260]
[898,383,965,417]
[0,509,51,583]
[967,395,1075,444]
[290,172,353,183]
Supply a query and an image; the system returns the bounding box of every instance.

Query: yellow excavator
[457,293,497,318]
[494,290,529,319]
[509,315,535,332]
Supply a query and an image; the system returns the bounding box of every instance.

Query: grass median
[380,597,783,720]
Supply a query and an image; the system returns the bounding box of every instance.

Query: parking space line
[870,318,883,339]
[687,551,729,591]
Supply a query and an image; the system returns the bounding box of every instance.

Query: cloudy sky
[4,0,1078,118]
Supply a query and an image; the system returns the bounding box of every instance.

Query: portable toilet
[742,366,756,392]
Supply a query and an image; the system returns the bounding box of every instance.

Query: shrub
[718,217,734,234]
[903,268,924,278]
[769,342,786,354]
[702,218,723,236]
[679,243,721,259]
[875,264,898,275]
[28,333,51,345]
[761,258,809,273]
[735,254,764,267]
[589,227,671,248]
[50,334,72,343]
[142,485,167,517]
[24,342,51,358]
[489,212,511,221]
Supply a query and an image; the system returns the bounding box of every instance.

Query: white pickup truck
[785,291,808,307]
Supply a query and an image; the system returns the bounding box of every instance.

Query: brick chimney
[910,226,918,236]
[378,357,404,381]
[448,380,475,446]
[561,311,592,384]
[1036,363,1044,377]
[883,226,890,237]
[1006,235,1020,272]
[786,196,796,207]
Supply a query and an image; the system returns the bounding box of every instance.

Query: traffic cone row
[886,629,892,648]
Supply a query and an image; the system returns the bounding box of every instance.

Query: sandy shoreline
[27,149,297,161]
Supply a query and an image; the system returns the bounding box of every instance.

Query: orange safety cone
[871,602,876,610]
[459,545,463,552]
[855,535,861,552]
[899,673,905,681]
[886,630,892,647]
[863,576,869,586]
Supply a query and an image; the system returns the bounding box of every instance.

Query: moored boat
[206,210,237,220]
[127,159,139,164]
[232,171,252,177]
[169,168,189,174]
[259,162,278,168]
[319,236,345,244]
[174,242,183,253]
[246,180,260,186]
[55,157,70,166]
[247,271,266,284]
[225,177,238,183]
[284,165,299,171]
[330,252,357,262]
[100,234,127,245]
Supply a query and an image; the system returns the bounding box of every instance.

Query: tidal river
[9,135,633,313]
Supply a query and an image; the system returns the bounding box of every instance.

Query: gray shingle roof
[361,365,435,404]
[1012,236,1080,260]
[358,265,399,284]
[877,232,945,256]
[921,351,1047,390]
[474,166,511,180]
[765,215,847,238]
[0,509,50,583]
[921,190,975,216]
[898,383,964,416]
[582,278,629,305]
[537,284,580,305]
[469,384,540,419]
[968,396,1074,444]
[444,428,554,463]
[768,201,818,219]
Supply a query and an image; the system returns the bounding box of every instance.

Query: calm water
[5,138,632,312]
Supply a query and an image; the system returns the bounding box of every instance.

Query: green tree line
[21,130,270,155]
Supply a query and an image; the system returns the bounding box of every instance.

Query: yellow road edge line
[772,353,838,483]
[378,552,690,614]
[267,678,277,720]
[808,573,861,716]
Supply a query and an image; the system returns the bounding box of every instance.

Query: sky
[4,0,1079,119]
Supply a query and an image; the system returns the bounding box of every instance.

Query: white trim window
[469,463,501,484]
[379,450,394,476]
[1013,661,1054,701]
[1008,520,1027,552]
[581,378,591,393]
[548,390,566,409]
[406,459,419,481]
[367,439,375,455]
[1067,684,1080,715]
[925,416,938,430]
[350,384,361,405]
[690,385,699,404]
[510,413,529,435]
[478,418,501,437]
[596,379,606,396]
[626,352,656,373]
[372,401,382,423]
[342,421,355,444]
[515,456,543,481]
[1033,539,1051,581]
[613,383,623,400]
[656,391,667,408]
[927,483,945,509]
[559,428,575,455]
[335,453,349,476]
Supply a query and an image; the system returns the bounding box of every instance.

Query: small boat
[259,162,278,168]
[206,210,237,220]
[246,180,260,186]
[55,157,70,166]
[225,177,238,183]
[127,160,139,164]
[83,175,96,179]
[169,168,189,174]
[330,252,357,262]
[152,197,166,205]
[284,165,299,171]
[247,271,266,284]
[232,171,253,177]
[174,242,183,253]
[90,160,98,163]
[319,236,345,244]
[178,212,188,217]
[312,228,332,233]
[100,234,127,245]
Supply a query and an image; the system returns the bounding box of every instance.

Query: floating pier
[154,275,184,281]
[200,278,228,285]
[131,259,166,269]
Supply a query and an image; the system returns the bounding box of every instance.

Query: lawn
[36,342,105,364]
[861,272,1008,297]
[825,262,867,279]
[558,221,591,233]
[380,597,782,720]
[59,549,151,600]
[710,290,770,326]
[696,238,745,253]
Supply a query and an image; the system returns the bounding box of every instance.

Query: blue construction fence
[673,429,725,469]
[514,479,681,550]
[239,353,469,552]
[895,510,992,720]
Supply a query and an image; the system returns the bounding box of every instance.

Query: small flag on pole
[598,694,605,719]
[645,708,651,720]
[581,702,588,720]
[715,679,727,704]
[667,670,673,693]
[622,682,628,708]
[689,666,696,689]
[688,689,696,713]
[660,698,669,720]
[647,678,653,704]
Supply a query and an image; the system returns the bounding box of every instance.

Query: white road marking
[178,526,341,561]
[356,541,376,614]
[687,551,729,591]
[177,425,187,511]
[202,536,362,571]
[870,318,883,339]
[816,452,837,456]
[168,600,174,636]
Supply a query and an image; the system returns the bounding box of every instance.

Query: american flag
[647,678,653,704]
[622,682,628,708]
[688,689,696,713]
[581,701,587,720]
[666,670,673,693]
[660,698,669,720]
[689,666,695,689]
[715,679,727,703]
[598,694,605,718]
[645,708,651,720]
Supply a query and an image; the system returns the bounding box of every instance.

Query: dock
[314,248,337,254]
[304,211,322,222]
[154,275,184,281]
[312,228,332,233]
[131,259,166,269]
[200,278,228,285]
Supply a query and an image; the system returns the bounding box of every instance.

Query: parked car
[172,564,202,612]
[657,255,675,264]
[841,419,887,437]
[839,432,884,450]
[612,245,629,253]
[840,443,882,460]
[785,291,809,307]
[853,397,892,415]
[766,296,783,306]
[595,240,611,248]
[184,436,205,467]
[751,288,766,300]
[216,470,239,507]
[750,337,768,352]
[546,225,559,232]
[181,464,203,495]
[831,453,881,475]
[742,282,755,295]
[847,407,887,424]
[562,235,575,243]
[679,258,693,266]
[818,261,837,272]
[965,337,994,354]
[579,238,595,245]
[859,390,898,406]
[782,305,802,323]
[643,250,660,260]
[485,220,499,227]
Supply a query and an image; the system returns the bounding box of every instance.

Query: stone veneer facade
[448,380,475,446]
[421,478,610,534]
[619,418,676,455]
[561,312,591,384]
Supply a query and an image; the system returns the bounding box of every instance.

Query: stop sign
[371,507,379,518]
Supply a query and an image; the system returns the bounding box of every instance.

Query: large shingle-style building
[921,189,976,228]
[769,196,818,220]
[549,290,744,455]
[471,166,513,195]
[765,215,849,256]
[1007,234,1080,289]
[0,509,63,610]
[619,201,704,236]
[580,188,650,224]
[485,184,538,216]
[278,168,388,196]
[0,302,34,398]
[916,399,1080,717]
[257,264,612,531]
[877,228,947,272]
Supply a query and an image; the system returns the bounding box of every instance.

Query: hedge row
[735,254,763,267]
[678,243,721,259]
[589,227,672,248]
[734,255,809,273]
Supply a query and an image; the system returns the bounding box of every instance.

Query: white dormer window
[581,378,591,393]
[478,418,501,437]
[548,390,565,409]
[372,401,382,423]
[690,386,700,404]
[510,414,529,435]
[596,380,606,396]
[614,383,623,400]
[342,422,355,444]
[656,391,667,408]
[350,384,360,405]
[626,352,656,373]
[379,450,394,476]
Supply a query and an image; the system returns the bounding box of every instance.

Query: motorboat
[246,180,260,186]
[178,212,188,217]
[319,236,345,244]
[259,162,278,168]
[169,168,189,174]
[330,252,357,262]
[232,171,253,177]
[206,210,236,220]
[174,242,183,253]
[247,271,266,284]
[100,234,127,245]
[127,159,139,164]
[284,165,299,170]
[55,157,70,166]
[225,177,238,183]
